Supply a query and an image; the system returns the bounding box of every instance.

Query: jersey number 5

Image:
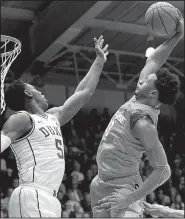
[55,139,64,159]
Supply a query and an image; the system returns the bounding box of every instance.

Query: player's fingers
[100,39,104,48]
[103,44,109,52]
[104,52,109,57]
[101,202,112,209]
[98,197,109,204]
[98,196,116,204]
[98,35,103,41]
[94,37,98,46]
[111,192,118,197]
[97,35,103,45]
[143,201,151,208]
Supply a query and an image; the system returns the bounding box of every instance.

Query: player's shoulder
[3,111,32,132]
[46,112,60,125]
[133,115,156,135]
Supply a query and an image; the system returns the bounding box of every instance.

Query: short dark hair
[155,68,180,105]
[5,79,26,111]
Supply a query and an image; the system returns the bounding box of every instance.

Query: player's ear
[150,90,159,98]
[24,90,33,99]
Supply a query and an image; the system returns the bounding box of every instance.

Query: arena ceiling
[1,1,184,91]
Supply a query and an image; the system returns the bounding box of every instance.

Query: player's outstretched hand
[94,35,109,62]
[98,189,138,217]
[176,8,184,38]
[142,201,162,217]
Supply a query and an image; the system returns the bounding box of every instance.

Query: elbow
[157,164,171,186]
[84,88,94,98]
[163,164,171,182]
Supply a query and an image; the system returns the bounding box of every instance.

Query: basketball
[145,2,178,37]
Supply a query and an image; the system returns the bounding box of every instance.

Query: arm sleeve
[131,146,171,202]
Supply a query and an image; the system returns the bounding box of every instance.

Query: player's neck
[136,97,161,109]
[25,102,45,116]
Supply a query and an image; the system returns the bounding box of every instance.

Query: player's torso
[96,96,159,181]
[11,111,65,192]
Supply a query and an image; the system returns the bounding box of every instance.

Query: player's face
[25,84,48,111]
[135,74,158,99]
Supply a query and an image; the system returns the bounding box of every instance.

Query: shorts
[9,183,61,217]
[90,174,144,218]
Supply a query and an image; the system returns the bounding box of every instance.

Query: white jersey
[11,111,65,192]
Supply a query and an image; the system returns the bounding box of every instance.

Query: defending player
[0,36,108,217]
[91,11,184,218]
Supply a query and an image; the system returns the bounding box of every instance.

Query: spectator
[175,194,184,210]
[58,183,68,209]
[61,211,69,218]
[90,164,98,178]
[169,187,178,203]
[80,169,94,193]
[179,176,185,202]
[156,189,164,205]
[1,159,7,172]
[80,154,91,174]
[81,192,91,212]
[71,160,84,183]
[1,209,8,218]
[162,195,171,206]
[65,198,77,215]
[74,202,84,218]
[12,178,19,189]
[147,192,156,204]
[83,212,90,218]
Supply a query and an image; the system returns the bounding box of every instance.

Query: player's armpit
[47,89,91,126]
[1,113,32,152]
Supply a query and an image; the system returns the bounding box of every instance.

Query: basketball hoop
[1,35,21,114]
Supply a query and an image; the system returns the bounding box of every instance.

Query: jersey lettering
[39,127,50,137]
[115,111,126,125]
[103,120,115,141]
[55,139,64,159]
[39,126,62,137]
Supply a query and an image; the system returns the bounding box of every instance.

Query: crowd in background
[1,105,185,218]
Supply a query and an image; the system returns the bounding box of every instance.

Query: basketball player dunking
[1,36,108,217]
[91,11,184,218]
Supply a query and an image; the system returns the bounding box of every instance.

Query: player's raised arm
[127,116,171,203]
[1,113,32,153]
[138,10,184,83]
[47,36,108,126]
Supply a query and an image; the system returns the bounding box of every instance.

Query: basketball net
[1,35,21,114]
